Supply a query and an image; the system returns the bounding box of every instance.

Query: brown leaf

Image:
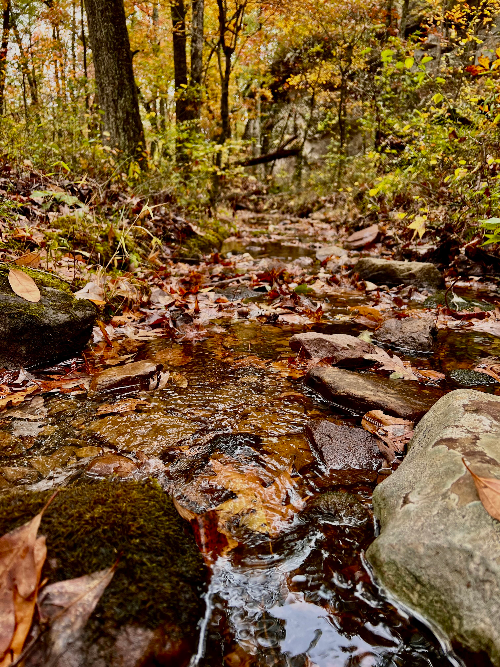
[14,252,41,268]
[0,501,51,665]
[463,458,500,521]
[172,497,197,522]
[37,566,115,667]
[349,305,384,323]
[345,223,380,249]
[0,386,40,412]
[171,372,188,388]
[362,410,414,461]
[8,269,41,303]
[363,347,418,380]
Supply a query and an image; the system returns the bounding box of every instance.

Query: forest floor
[1,176,500,666]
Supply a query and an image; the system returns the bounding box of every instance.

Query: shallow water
[1,236,499,667]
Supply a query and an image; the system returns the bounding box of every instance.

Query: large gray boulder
[367,390,500,665]
[354,258,444,289]
[0,266,96,369]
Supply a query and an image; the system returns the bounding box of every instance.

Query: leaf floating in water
[96,398,149,416]
[0,498,53,665]
[37,566,115,667]
[172,497,197,522]
[8,269,41,303]
[463,458,500,521]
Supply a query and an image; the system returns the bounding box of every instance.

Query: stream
[2,213,500,667]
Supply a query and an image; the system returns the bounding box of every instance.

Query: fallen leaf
[37,566,115,667]
[15,252,41,268]
[463,458,500,521]
[349,306,384,323]
[362,410,414,461]
[96,399,149,416]
[8,269,41,303]
[154,348,193,367]
[74,282,105,305]
[0,385,40,412]
[173,497,197,521]
[363,346,418,381]
[0,497,54,665]
[345,224,380,249]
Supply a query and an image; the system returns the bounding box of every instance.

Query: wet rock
[74,445,103,458]
[88,412,197,456]
[315,245,347,262]
[354,258,444,290]
[448,368,499,387]
[0,480,206,667]
[87,453,138,477]
[289,332,378,366]
[0,466,40,484]
[424,290,495,312]
[89,360,163,395]
[366,390,500,666]
[307,366,442,420]
[305,491,371,527]
[306,420,383,483]
[373,317,437,353]
[0,265,96,369]
[30,446,76,476]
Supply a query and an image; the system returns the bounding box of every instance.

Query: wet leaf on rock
[463,458,500,521]
[37,566,115,667]
[362,410,414,461]
[8,269,41,303]
[171,372,188,388]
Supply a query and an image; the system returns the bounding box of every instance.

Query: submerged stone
[448,368,499,387]
[305,491,372,528]
[89,361,163,395]
[0,265,96,369]
[367,390,500,665]
[354,258,444,290]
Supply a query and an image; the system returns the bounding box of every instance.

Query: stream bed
[1,217,500,667]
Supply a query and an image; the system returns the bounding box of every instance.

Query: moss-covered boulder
[0,480,207,666]
[0,265,96,369]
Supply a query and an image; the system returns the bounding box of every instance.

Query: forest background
[1,0,500,276]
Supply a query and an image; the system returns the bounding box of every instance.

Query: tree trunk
[400,0,410,37]
[171,0,192,123]
[11,20,37,106]
[190,0,204,119]
[0,0,11,115]
[83,0,146,161]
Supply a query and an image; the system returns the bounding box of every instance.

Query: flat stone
[87,453,138,477]
[0,265,96,369]
[0,467,40,484]
[307,366,442,420]
[306,420,383,480]
[88,413,197,456]
[30,446,75,476]
[315,245,347,262]
[89,361,163,395]
[374,317,437,353]
[289,332,378,366]
[366,390,500,665]
[354,258,444,290]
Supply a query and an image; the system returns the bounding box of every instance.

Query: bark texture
[171,0,192,123]
[0,0,11,115]
[190,0,204,119]
[84,0,145,160]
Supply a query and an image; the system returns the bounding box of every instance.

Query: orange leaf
[8,269,41,303]
[478,55,490,70]
[463,458,500,521]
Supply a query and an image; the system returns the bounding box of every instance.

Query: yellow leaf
[478,55,490,70]
[8,269,41,303]
[407,215,427,239]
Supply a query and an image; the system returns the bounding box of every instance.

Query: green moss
[0,480,206,633]
[0,263,73,294]
[179,220,233,258]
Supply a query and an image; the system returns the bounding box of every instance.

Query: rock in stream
[0,266,96,369]
[367,389,500,665]
[354,258,444,290]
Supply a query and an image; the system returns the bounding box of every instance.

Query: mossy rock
[178,222,232,259]
[448,368,499,387]
[423,291,495,312]
[0,480,207,650]
[0,264,96,369]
